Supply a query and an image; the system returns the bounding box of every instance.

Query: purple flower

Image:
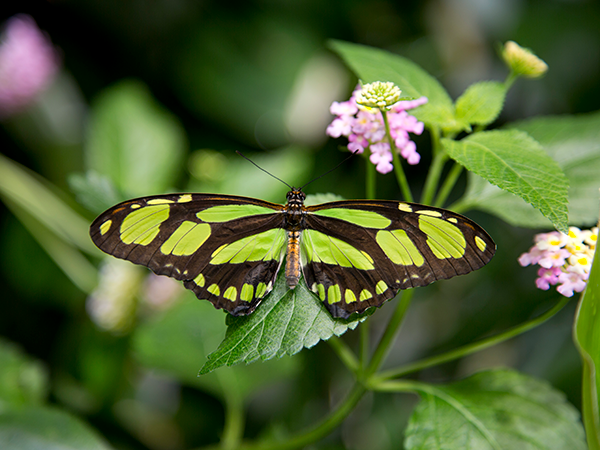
[0,15,60,118]
[326,84,427,174]
[520,227,597,297]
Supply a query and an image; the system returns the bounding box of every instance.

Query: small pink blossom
[0,15,60,118]
[520,227,597,297]
[326,85,427,174]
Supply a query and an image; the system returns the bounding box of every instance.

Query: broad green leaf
[0,153,96,255]
[201,270,369,373]
[443,129,569,233]
[133,294,299,398]
[0,339,48,407]
[455,81,506,128]
[461,111,600,229]
[574,223,600,450]
[328,40,459,131]
[405,369,586,450]
[85,80,186,198]
[0,406,112,450]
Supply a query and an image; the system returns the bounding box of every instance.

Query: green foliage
[133,295,299,398]
[405,369,586,450]
[0,339,48,407]
[84,80,187,198]
[201,271,368,373]
[574,228,600,449]
[443,130,569,233]
[454,81,506,129]
[0,406,113,450]
[460,112,600,229]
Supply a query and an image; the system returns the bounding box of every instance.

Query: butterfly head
[286,188,306,207]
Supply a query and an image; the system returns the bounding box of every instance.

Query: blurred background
[0,0,599,449]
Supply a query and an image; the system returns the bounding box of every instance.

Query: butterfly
[89,187,495,319]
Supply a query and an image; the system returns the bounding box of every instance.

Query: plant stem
[221,391,245,450]
[365,290,415,378]
[365,156,376,199]
[227,383,367,450]
[433,162,463,207]
[328,336,360,373]
[359,319,370,371]
[504,70,519,90]
[382,111,413,202]
[371,296,570,383]
[421,150,448,205]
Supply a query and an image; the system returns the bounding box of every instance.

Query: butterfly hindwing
[303,200,495,318]
[89,193,287,315]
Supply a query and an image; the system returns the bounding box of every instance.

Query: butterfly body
[90,190,495,319]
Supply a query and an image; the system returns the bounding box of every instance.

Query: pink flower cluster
[519,227,598,297]
[0,15,60,118]
[326,87,427,174]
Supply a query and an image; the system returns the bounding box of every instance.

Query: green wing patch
[90,193,285,315]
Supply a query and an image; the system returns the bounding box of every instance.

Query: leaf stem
[364,290,415,378]
[328,336,360,373]
[371,296,570,383]
[433,162,463,208]
[421,145,448,205]
[382,111,413,202]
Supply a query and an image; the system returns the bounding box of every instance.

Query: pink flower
[0,15,60,118]
[520,227,597,297]
[326,86,427,174]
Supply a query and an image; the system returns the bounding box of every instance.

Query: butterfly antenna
[300,150,359,190]
[236,151,293,189]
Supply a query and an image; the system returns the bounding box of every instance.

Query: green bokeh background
[1,1,599,449]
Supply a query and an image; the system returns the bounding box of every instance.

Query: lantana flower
[326,83,427,174]
[0,15,60,118]
[519,226,597,297]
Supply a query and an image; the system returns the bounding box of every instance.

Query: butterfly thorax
[283,188,307,288]
[283,188,307,231]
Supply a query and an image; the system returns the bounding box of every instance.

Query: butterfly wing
[303,200,495,318]
[89,193,287,315]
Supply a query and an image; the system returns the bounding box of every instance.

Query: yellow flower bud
[502,41,548,79]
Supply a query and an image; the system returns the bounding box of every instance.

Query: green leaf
[405,369,586,450]
[0,339,48,408]
[443,129,569,233]
[68,171,121,215]
[574,223,600,450]
[0,153,97,256]
[201,270,368,374]
[133,295,299,399]
[0,406,113,450]
[461,111,600,229]
[455,81,506,128]
[85,80,187,198]
[328,40,459,131]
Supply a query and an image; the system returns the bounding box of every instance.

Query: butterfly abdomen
[285,230,302,288]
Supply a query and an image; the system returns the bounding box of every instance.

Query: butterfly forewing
[89,193,287,315]
[303,200,495,318]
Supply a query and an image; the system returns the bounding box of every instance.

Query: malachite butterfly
[90,188,495,319]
